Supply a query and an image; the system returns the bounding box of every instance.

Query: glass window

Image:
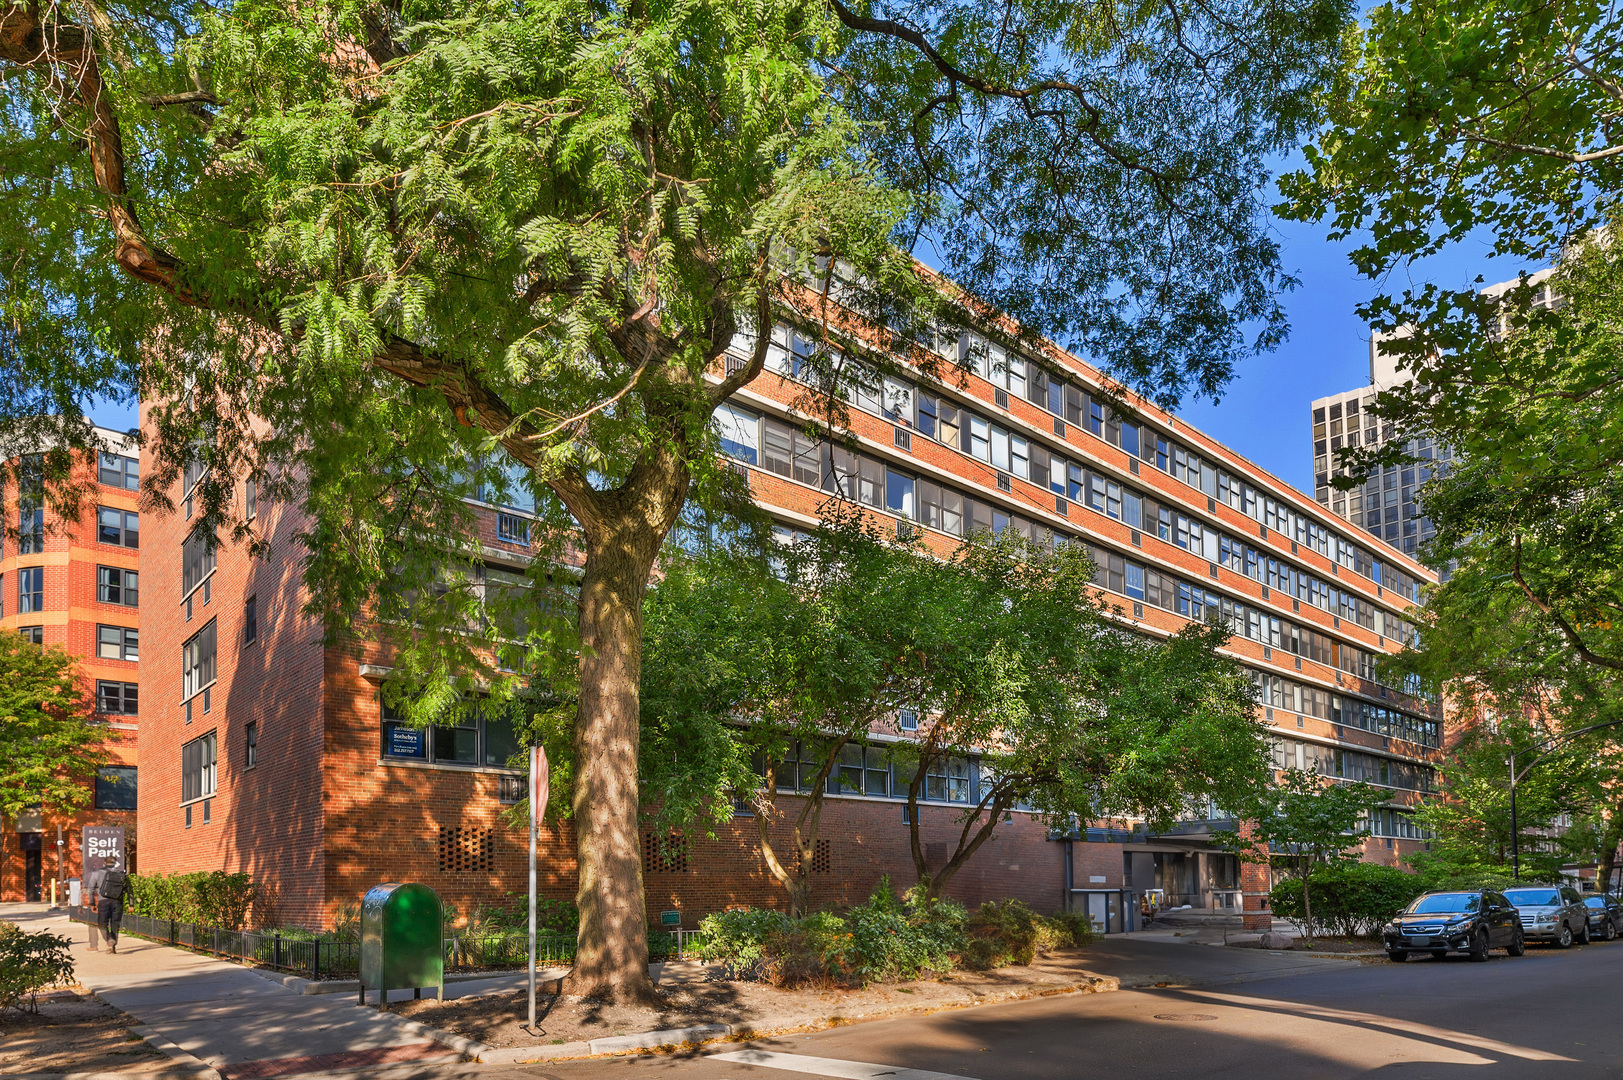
[857,456,884,508]
[182,527,217,597]
[18,501,44,555]
[18,566,43,613]
[885,469,915,519]
[714,404,760,464]
[434,722,480,764]
[98,506,139,548]
[94,766,137,810]
[245,720,258,768]
[483,711,522,768]
[98,624,139,662]
[99,453,139,490]
[181,732,217,804]
[96,681,138,715]
[243,595,258,644]
[968,415,991,462]
[98,566,138,606]
[182,620,216,699]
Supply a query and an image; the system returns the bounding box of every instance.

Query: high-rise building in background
[1311,269,1559,559]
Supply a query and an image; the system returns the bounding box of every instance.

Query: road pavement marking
[1176,990,1577,1062]
[709,1050,979,1080]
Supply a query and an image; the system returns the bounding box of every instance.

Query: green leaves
[0,631,106,819]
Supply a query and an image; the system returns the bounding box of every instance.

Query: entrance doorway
[24,848,42,902]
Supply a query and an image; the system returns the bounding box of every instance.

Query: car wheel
[1608,921,1620,942]
[1387,949,1409,962]
[1576,919,1590,945]
[1468,928,1490,962]
[1558,924,1575,948]
[1507,928,1526,956]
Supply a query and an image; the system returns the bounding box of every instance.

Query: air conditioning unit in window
[498,775,525,804]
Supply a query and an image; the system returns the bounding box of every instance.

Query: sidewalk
[2,905,469,1079]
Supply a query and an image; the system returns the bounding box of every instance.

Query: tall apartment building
[0,430,141,901]
[1312,269,1560,558]
[137,317,1441,934]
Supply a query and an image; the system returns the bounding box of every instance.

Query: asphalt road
[496,936,1623,1080]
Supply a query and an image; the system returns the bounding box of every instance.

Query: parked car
[1504,885,1591,947]
[1582,894,1623,941]
[1382,890,1525,962]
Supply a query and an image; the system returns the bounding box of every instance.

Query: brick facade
[1,432,141,901]
[133,319,1442,932]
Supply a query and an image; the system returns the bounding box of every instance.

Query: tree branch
[1511,534,1623,671]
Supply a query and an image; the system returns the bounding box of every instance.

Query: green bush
[961,899,1040,968]
[1035,910,1098,952]
[0,923,74,1013]
[126,871,256,929]
[698,907,795,975]
[1269,863,1428,937]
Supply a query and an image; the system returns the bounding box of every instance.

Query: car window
[1505,889,1560,906]
[1586,896,1607,908]
[1563,888,1582,903]
[1405,893,1479,914]
[1487,892,1509,907]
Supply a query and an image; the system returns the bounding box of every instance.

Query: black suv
[1582,894,1623,941]
[1383,890,1525,962]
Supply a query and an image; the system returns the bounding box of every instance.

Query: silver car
[1504,885,1590,947]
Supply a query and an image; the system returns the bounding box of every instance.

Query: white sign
[1089,875,1107,883]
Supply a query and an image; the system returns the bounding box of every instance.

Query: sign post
[528,744,550,1032]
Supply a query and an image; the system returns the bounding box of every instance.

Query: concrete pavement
[2,905,464,1078]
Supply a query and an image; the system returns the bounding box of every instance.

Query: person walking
[85,862,131,953]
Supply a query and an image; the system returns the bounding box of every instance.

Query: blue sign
[388,725,425,758]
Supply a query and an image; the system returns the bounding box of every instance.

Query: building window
[97,566,139,606]
[243,595,258,645]
[99,452,140,491]
[496,512,530,544]
[94,766,138,811]
[96,681,139,716]
[925,757,970,803]
[245,478,257,521]
[18,501,44,555]
[97,507,140,548]
[182,619,217,700]
[379,699,525,771]
[181,732,217,804]
[97,624,138,661]
[18,567,43,613]
[244,720,258,769]
[836,744,891,797]
[182,527,217,598]
[18,626,42,646]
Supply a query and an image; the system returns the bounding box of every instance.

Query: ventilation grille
[812,838,832,874]
[643,832,690,873]
[438,827,494,873]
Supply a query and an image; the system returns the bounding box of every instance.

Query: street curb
[463,975,1120,1064]
[124,1024,223,1080]
[250,966,566,996]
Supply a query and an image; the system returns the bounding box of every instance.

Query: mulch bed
[0,990,169,1075]
[392,951,1113,1050]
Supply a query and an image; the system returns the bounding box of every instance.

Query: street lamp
[1507,717,1623,879]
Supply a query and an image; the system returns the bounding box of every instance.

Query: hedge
[1269,863,1428,937]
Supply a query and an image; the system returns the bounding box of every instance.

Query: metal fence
[67,906,707,980]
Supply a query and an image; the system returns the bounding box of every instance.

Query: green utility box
[359,882,443,1007]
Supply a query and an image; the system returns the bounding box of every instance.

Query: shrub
[126,871,256,929]
[0,924,74,1013]
[1035,910,1097,952]
[1269,863,1428,937]
[961,899,1040,969]
[698,907,795,976]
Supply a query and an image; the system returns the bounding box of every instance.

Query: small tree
[0,630,105,818]
[1217,769,1382,945]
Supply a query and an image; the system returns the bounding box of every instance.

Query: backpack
[101,867,129,901]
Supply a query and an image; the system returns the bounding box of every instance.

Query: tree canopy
[0,630,106,818]
[3,0,1353,998]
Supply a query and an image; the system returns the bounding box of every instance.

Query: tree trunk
[1300,866,1314,946]
[561,534,661,1004]
[1596,810,1623,894]
[755,785,826,917]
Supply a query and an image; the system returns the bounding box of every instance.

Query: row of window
[759,324,1425,602]
[1254,669,1439,747]
[0,565,140,618]
[754,738,976,803]
[380,700,523,768]
[719,400,1419,650]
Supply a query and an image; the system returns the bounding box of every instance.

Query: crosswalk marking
[708,1049,980,1080]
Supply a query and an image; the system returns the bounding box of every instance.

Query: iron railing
[67,906,707,980]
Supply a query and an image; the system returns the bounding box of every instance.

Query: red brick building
[1,430,141,902]
[135,321,1440,933]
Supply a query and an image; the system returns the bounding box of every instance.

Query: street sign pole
[528,744,549,1032]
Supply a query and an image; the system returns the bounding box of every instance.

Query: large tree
[1279,0,1623,673]
[0,630,106,818]
[2,0,1351,999]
